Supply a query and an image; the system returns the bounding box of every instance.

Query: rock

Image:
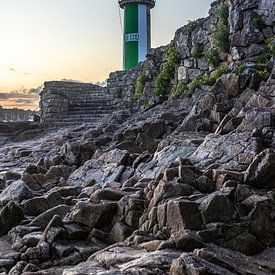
[90,188,128,202]
[21,191,64,216]
[29,205,70,229]
[167,199,202,232]
[0,202,24,236]
[68,201,117,229]
[0,180,33,205]
[3,171,21,181]
[244,148,275,188]
[170,252,235,275]
[170,230,204,251]
[110,222,134,243]
[191,132,260,171]
[67,149,130,187]
[149,180,193,208]
[199,192,235,224]
[45,165,76,181]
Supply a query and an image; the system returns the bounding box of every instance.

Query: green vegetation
[189,66,230,93]
[142,60,148,71]
[192,44,204,58]
[143,102,153,109]
[134,74,147,101]
[256,36,275,64]
[236,64,246,75]
[213,4,230,53]
[155,44,180,96]
[236,63,270,81]
[186,20,198,32]
[254,64,271,81]
[252,13,265,30]
[171,81,188,99]
[205,48,221,68]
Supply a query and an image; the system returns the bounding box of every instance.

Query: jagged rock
[21,191,64,216]
[149,180,193,208]
[199,191,235,224]
[67,149,130,187]
[110,222,134,243]
[0,180,33,205]
[244,148,275,188]
[170,230,204,251]
[90,188,128,202]
[167,199,202,232]
[191,132,260,171]
[3,172,21,181]
[0,202,24,237]
[68,201,117,229]
[29,205,70,229]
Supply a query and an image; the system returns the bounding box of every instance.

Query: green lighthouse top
[119,0,155,9]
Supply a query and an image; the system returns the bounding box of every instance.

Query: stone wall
[40,81,105,122]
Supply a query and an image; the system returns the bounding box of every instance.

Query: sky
[0,0,213,110]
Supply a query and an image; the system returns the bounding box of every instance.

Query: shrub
[254,64,271,81]
[205,48,221,68]
[186,20,198,32]
[252,13,265,30]
[134,74,147,101]
[171,81,188,99]
[144,102,153,109]
[192,44,204,58]
[155,44,180,96]
[267,36,275,57]
[255,68,270,81]
[213,4,230,53]
[188,66,230,93]
[256,36,275,64]
[236,64,246,75]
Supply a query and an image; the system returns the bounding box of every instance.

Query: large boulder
[191,132,260,171]
[67,149,130,187]
[0,180,33,205]
[167,199,202,232]
[149,181,193,208]
[0,201,24,236]
[199,192,235,224]
[244,148,275,188]
[68,201,117,229]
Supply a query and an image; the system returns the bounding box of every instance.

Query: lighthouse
[119,0,155,70]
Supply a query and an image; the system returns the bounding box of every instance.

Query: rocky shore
[0,0,275,274]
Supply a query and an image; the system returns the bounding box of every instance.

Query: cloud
[3,67,31,75]
[0,87,42,109]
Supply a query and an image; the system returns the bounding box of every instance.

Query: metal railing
[118,0,156,8]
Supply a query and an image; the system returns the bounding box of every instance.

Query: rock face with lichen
[0,0,275,274]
